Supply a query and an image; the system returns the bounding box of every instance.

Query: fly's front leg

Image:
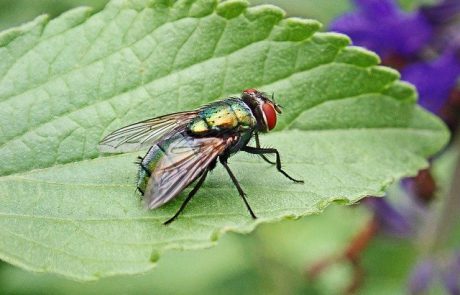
[242,146,304,183]
[254,132,275,165]
[219,157,257,219]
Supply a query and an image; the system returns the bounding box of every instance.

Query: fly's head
[242,88,282,133]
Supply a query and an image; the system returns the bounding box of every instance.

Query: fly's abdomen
[137,146,163,195]
[188,99,256,136]
[137,132,230,209]
[136,136,178,194]
[137,132,208,197]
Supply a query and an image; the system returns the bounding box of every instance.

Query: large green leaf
[0,0,449,280]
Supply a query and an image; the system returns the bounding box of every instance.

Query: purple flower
[421,0,460,25]
[330,0,432,58]
[363,197,413,237]
[326,1,460,293]
[422,0,460,56]
[408,251,460,294]
[330,0,460,116]
[402,50,460,114]
[440,252,460,294]
[408,259,435,294]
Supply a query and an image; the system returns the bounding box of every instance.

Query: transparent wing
[143,133,236,209]
[98,111,198,153]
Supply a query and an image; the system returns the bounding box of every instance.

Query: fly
[99,89,303,224]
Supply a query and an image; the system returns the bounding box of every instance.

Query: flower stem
[423,134,460,253]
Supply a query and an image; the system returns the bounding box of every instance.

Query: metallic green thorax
[188,98,256,135]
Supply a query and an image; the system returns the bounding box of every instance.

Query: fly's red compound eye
[262,102,277,130]
[243,88,257,95]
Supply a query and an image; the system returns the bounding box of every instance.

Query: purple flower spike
[330,0,432,58]
[364,197,413,237]
[441,251,460,295]
[408,259,435,294]
[421,0,460,25]
[422,0,460,56]
[402,50,460,114]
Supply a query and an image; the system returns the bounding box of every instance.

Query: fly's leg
[219,157,257,219]
[164,169,209,225]
[242,146,304,183]
[254,132,275,165]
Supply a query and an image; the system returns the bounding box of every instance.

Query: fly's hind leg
[242,146,304,183]
[219,157,257,219]
[164,169,209,225]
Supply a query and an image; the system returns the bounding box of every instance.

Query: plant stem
[423,135,460,253]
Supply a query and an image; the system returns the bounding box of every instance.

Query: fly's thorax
[187,99,256,136]
[227,129,253,154]
[188,117,209,134]
[227,98,257,128]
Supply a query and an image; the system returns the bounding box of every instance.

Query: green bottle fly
[99,89,303,224]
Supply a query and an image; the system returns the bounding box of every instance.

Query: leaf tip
[312,32,351,49]
[372,65,400,81]
[0,14,49,47]
[335,46,381,67]
[216,0,248,19]
[271,17,322,42]
[383,80,418,103]
[189,0,217,18]
[42,6,94,38]
[245,4,285,23]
